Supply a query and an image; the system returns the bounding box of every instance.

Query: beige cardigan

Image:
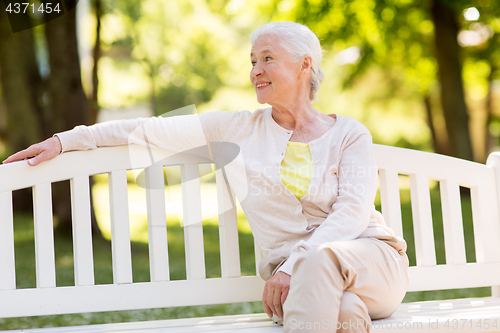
[56,107,406,280]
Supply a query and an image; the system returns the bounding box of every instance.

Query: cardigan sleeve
[55,111,236,155]
[277,126,378,276]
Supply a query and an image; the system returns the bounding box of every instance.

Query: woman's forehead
[251,35,283,56]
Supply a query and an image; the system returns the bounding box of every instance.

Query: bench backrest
[374,145,500,293]
[0,144,499,318]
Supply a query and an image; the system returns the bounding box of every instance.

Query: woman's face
[250,34,304,106]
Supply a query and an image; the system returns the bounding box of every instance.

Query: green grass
[0,183,493,330]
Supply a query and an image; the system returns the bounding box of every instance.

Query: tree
[0,6,43,212]
[431,0,473,160]
[0,3,102,237]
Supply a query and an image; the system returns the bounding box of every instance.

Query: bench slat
[409,173,436,266]
[0,276,265,318]
[408,262,500,291]
[108,170,133,284]
[254,241,262,277]
[373,144,494,188]
[4,298,500,333]
[216,169,241,278]
[70,176,95,286]
[0,314,280,333]
[0,191,16,290]
[0,146,212,193]
[33,183,56,288]
[181,164,206,280]
[439,180,466,265]
[145,164,170,282]
[485,153,500,296]
[378,169,403,238]
[471,185,500,263]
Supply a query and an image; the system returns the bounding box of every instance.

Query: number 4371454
[5,2,61,14]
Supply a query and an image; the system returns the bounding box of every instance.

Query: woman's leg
[338,291,370,333]
[282,238,409,333]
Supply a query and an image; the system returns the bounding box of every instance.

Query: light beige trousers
[283,238,410,333]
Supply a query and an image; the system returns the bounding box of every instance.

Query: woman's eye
[251,61,256,67]
[265,56,272,61]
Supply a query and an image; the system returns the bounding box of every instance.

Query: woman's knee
[293,245,341,276]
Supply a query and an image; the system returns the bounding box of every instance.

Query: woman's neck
[271,101,336,143]
[271,103,329,131]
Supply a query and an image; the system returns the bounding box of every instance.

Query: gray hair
[250,21,325,102]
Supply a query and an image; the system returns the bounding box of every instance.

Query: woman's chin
[256,98,268,105]
[256,95,271,105]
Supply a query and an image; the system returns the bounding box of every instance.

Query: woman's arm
[3,112,234,166]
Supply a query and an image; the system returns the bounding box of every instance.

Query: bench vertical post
[108,170,133,284]
[470,186,500,263]
[33,183,56,288]
[145,164,170,282]
[216,169,241,278]
[379,168,403,238]
[485,152,500,296]
[439,179,466,265]
[70,175,95,286]
[409,173,436,266]
[0,191,16,290]
[254,241,262,277]
[181,163,206,280]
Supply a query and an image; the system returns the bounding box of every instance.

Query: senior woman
[4,22,409,332]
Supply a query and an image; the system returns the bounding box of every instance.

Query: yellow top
[280,141,313,199]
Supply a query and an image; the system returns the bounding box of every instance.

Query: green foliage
[279,0,436,94]
[98,0,253,114]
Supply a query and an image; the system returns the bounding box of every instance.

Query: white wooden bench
[1,144,500,332]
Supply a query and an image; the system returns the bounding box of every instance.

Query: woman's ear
[301,55,312,71]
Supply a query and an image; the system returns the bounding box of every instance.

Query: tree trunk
[0,9,43,153]
[0,7,43,212]
[424,95,440,154]
[45,9,102,238]
[150,63,157,115]
[45,10,88,134]
[90,0,102,125]
[431,0,474,161]
[484,64,496,161]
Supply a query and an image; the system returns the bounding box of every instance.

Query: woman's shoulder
[335,114,371,136]
[200,107,271,125]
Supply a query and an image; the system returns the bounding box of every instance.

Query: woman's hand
[2,136,62,166]
[262,271,291,320]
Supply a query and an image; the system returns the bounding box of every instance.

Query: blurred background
[1,0,500,329]
[3,0,500,162]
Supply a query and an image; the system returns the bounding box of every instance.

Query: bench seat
[4,297,500,332]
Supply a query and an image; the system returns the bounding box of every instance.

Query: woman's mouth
[256,82,271,89]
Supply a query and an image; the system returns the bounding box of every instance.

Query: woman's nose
[251,66,263,77]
